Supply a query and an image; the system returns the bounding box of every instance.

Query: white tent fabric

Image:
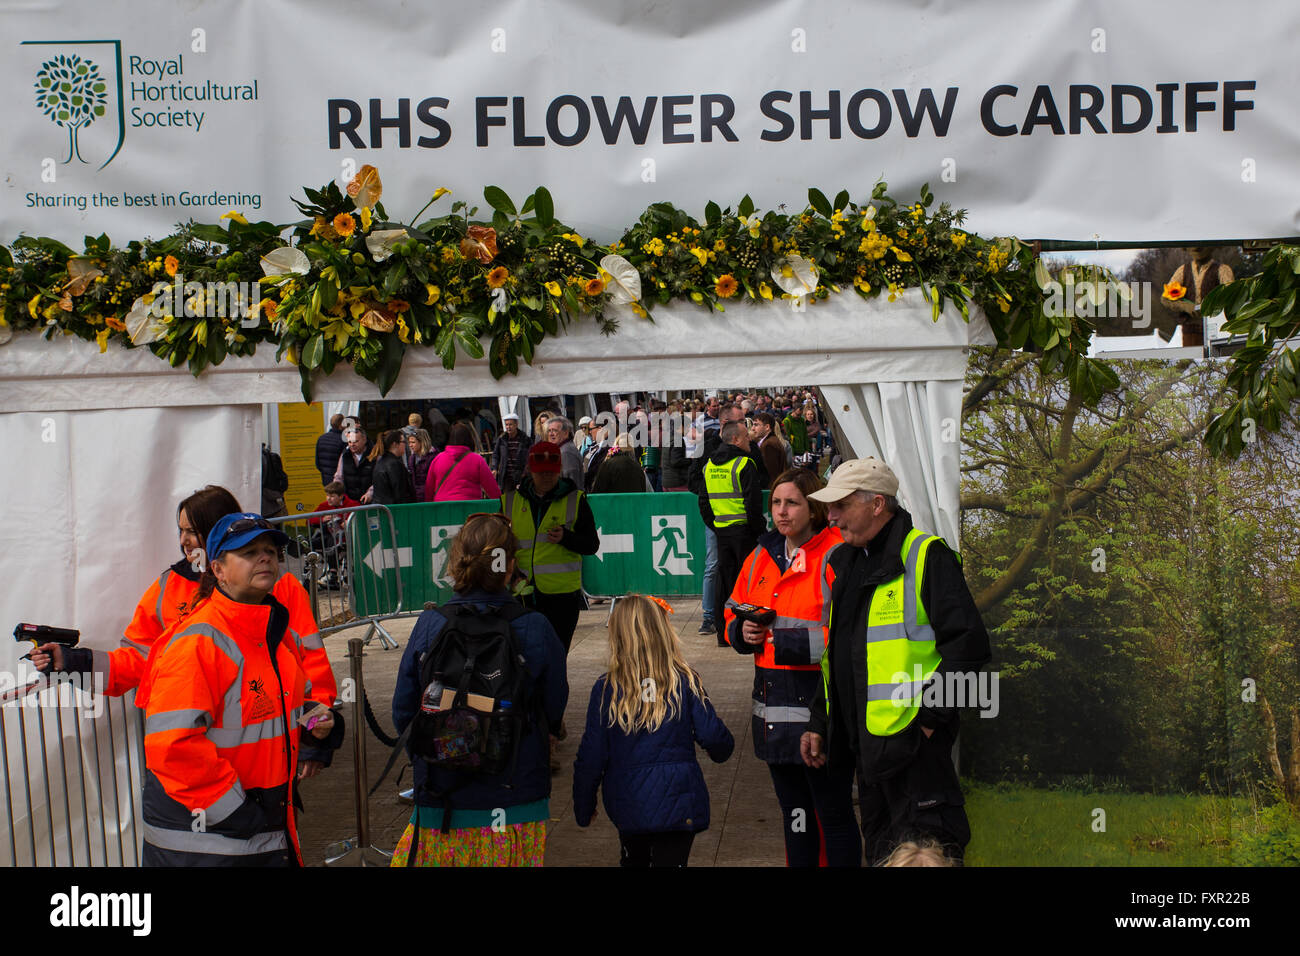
[820,381,964,547]
[0,405,261,865]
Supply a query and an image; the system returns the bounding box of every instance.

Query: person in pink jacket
[426,423,502,502]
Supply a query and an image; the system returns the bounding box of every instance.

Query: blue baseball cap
[206,512,290,562]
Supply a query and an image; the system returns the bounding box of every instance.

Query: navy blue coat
[315,426,344,485]
[392,590,568,810]
[573,674,734,834]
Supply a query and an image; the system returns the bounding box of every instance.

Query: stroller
[288,515,349,590]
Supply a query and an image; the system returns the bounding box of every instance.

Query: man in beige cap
[800,457,990,865]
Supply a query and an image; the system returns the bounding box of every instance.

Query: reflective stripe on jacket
[724,526,842,763]
[505,488,583,593]
[141,588,308,867]
[97,565,334,709]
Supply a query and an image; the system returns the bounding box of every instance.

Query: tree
[34,54,107,164]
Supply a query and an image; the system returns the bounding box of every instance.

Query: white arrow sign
[363,543,414,575]
[593,530,635,562]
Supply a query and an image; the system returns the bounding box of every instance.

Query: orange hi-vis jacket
[723,525,842,763]
[94,559,337,708]
[140,587,310,866]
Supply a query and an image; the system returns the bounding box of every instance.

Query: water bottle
[485,700,513,766]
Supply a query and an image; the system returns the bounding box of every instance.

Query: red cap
[528,441,563,474]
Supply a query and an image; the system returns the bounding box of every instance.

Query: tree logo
[34,53,108,164]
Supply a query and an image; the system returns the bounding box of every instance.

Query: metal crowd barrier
[1,678,146,867]
[272,504,417,650]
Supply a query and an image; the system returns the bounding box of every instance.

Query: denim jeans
[702,525,718,624]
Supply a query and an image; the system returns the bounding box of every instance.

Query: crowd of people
[28,388,989,870]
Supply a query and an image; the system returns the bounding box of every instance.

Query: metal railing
[1,677,146,867]
[273,504,417,650]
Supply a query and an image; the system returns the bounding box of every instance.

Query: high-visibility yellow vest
[704,455,752,528]
[505,488,583,593]
[821,527,945,737]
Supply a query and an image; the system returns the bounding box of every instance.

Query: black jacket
[491,432,531,489]
[371,452,416,505]
[687,427,769,501]
[688,442,766,537]
[339,448,375,502]
[315,427,344,485]
[591,450,648,494]
[807,509,991,782]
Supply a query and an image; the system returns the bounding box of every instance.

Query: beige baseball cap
[808,457,899,502]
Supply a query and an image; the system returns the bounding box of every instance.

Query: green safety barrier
[349,492,772,614]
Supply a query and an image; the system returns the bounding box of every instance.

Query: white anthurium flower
[599,254,641,304]
[126,294,167,345]
[365,228,409,263]
[259,246,311,277]
[770,255,819,296]
[490,286,509,316]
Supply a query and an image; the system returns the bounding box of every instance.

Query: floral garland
[0,168,1113,403]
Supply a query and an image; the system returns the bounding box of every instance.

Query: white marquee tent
[0,289,991,862]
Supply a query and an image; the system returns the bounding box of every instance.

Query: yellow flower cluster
[986,246,1010,272]
[643,237,666,256]
[950,232,968,250]
[859,232,891,260]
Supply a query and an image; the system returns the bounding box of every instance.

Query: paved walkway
[296,597,791,867]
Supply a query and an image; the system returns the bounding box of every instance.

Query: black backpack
[373,602,536,818]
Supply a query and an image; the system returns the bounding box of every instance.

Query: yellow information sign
[278,403,327,515]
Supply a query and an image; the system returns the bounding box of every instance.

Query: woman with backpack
[572,595,734,867]
[425,423,501,502]
[390,512,568,866]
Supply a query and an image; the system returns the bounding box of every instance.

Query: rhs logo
[34,53,107,163]
[22,39,126,170]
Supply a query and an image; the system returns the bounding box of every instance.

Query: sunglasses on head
[225,517,274,536]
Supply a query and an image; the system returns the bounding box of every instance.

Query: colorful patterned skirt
[390,801,548,867]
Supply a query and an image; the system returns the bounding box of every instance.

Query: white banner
[2,0,1297,244]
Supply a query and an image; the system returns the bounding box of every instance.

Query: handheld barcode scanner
[13,623,81,661]
[731,604,777,627]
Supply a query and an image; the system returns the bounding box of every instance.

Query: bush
[1236,803,1300,866]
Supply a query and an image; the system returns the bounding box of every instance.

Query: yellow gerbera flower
[164,255,180,277]
[584,277,605,297]
[487,266,509,289]
[333,213,356,237]
[715,274,738,298]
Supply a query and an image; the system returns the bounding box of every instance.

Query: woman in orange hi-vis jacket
[32,486,339,746]
[138,513,343,866]
[723,468,860,867]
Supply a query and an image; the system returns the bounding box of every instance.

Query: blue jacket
[573,674,734,834]
[392,590,568,810]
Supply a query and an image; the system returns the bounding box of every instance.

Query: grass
[965,782,1266,866]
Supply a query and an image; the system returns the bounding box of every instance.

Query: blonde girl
[572,595,734,867]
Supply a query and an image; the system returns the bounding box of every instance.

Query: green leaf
[209,333,227,367]
[298,364,314,404]
[375,334,406,395]
[533,187,554,227]
[454,327,485,359]
[833,189,850,212]
[808,188,832,218]
[491,209,509,233]
[302,333,325,369]
[191,223,230,244]
[704,201,721,226]
[1033,258,1052,291]
[520,193,535,214]
[484,185,517,216]
[737,194,754,219]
